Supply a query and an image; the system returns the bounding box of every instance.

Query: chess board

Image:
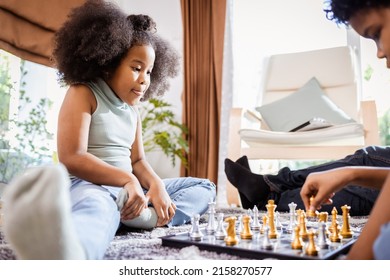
[161,224,358,260]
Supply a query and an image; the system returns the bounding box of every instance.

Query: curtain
[180,0,226,184]
[0,0,85,67]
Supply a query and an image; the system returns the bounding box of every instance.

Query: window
[0,50,65,182]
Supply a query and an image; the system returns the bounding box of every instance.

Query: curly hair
[324,0,390,25]
[53,0,180,100]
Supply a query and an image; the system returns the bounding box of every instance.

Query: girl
[2,0,215,260]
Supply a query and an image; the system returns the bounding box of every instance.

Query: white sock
[2,164,85,259]
[116,188,158,229]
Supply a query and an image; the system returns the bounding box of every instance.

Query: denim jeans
[264,146,389,216]
[70,177,216,259]
[374,222,390,259]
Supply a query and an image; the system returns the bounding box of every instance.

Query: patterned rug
[0,207,368,260]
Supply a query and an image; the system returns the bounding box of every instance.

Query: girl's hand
[146,185,176,227]
[121,181,148,220]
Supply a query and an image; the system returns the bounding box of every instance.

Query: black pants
[264,146,390,216]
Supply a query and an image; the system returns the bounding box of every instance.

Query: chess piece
[275,211,283,231]
[236,215,243,234]
[205,200,216,235]
[266,200,278,239]
[215,213,227,240]
[190,214,203,241]
[260,215,268,234]
[251,206,261,231]
[260,227,273,250]
[306,196,319,218]
[317,212,330,237]
[286,202,297,233]
[317,222,330,249]
[291,226,303,250]
[188,215,195,236]
[318,212,328,223]
[329,219,342,243]
[247,208,253,219]
[224,216,239,246]
[329,207,338,233]
[340,205,353,239]
[298,211,309,241]
[305,230,319,256]
[240,215,253,240]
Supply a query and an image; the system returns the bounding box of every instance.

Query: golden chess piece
[266,200,278,239]
[318,212,328,223]
[305,230,319,256]
[329,207,338,233]
[329,219,342,243]
[291,226,303,250]
[340,205,353,239]
[224,216,239,246]
[299,211,309,241]
[296,209,303,219]
[318,212,330,237]
[260,215,268,234]
[306,196,319,218]
[240,215,253,240]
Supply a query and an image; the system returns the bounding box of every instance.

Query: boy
[301,0,390,260]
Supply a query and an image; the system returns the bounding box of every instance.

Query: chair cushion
[255,77,355,132]
[239,122,364,145]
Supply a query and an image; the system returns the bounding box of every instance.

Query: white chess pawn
[275,211,284,231]
[317,222,329,249]
[236,215,243,234]
[260,227,273,250]
[206,200,216,235]
[251,206,261,231]
[215,213,227,240]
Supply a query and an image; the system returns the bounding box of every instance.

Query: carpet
[0,207,367,260]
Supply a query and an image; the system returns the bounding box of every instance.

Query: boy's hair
[53,0,179,100]
[324,0,390,25]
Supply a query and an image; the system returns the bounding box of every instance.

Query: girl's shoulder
[64,83,97,112]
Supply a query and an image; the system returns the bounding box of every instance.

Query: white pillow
[255,77,355,132]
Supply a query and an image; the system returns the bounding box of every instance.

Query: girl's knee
[374,222,390,259]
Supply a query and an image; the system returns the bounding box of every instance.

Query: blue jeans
[374,222,390,259]
[70,177,216,259]
[264,146,388,216]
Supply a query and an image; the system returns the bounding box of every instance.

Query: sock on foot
[2,164,86,260]
[224,158,270,208]
[236,155,250,170]
[233,156,254,208]
[116,188,158,229]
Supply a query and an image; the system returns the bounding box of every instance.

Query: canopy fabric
[0,0,85,67]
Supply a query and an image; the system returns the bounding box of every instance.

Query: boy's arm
[301,167,390,211]
[348,174,390,259]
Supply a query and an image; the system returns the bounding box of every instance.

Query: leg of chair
[226,108,244,206]
[361,100,380,145]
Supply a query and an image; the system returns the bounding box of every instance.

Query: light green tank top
[86,78,138,174]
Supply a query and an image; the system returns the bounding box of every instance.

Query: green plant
[379,108,390,146]
[0,56,53,183]
[139,98,189,168]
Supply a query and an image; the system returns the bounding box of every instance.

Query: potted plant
[139,98,189,169]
